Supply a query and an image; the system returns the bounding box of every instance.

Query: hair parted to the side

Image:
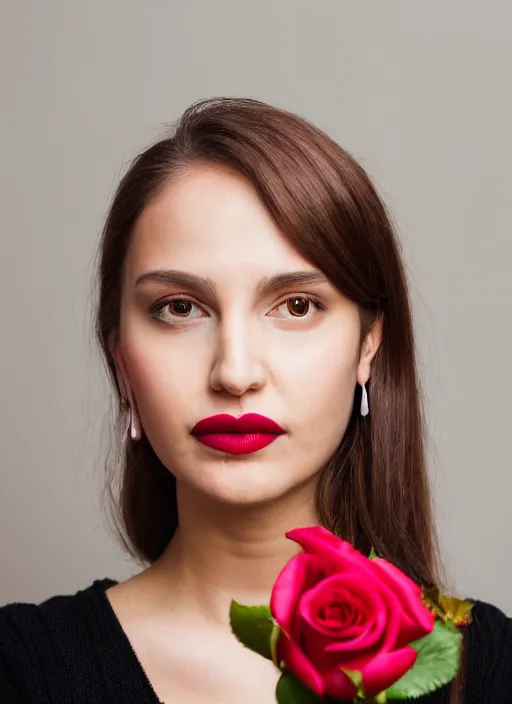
[95,97,464,701]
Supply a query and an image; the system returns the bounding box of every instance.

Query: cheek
[121,328,208,432]
[277,328,359,455]
[122,334,209,475]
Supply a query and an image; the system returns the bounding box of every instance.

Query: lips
[192,413,284,435]
[191,413,285,455]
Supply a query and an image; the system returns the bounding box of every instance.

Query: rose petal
[323,666,358,701]
[303,583,369,633]
[318,575,402,656]
[278,634,326,697]
[371,585,402,652]
[286,528,371,574]
[324,650,374,673]
[286,526,345,550]
[299,574,385,648]
[270,553,325,634]
[371,559,435,643]
[296,574,388,672]
[361,646,418,697]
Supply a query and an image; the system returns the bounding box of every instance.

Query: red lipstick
[191,413,285,455]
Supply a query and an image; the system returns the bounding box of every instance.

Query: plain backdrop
[0,1,510,613]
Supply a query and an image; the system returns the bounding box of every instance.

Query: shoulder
[0,578,117,639]
[463,598,512,701]
[467,598,512,655]
[0,579,117,702]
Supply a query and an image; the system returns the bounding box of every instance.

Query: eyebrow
[134,269,329,298]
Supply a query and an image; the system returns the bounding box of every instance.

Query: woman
[0,98,510,703]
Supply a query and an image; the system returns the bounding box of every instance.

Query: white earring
[128,405,140,441]
[129,407,136,440]
[360,384,369,417]
[120,389,141,441]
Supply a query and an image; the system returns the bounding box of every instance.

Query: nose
[209,316,267,397]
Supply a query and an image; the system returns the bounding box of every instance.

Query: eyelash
[149,295,326,324]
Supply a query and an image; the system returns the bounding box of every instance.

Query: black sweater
[0,578,511,703]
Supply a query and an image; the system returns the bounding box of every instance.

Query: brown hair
[95,97,464,700]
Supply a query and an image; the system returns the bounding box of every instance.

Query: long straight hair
[95,98,464,701]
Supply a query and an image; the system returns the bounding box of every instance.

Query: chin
[173,449,318,508]
[194,466,296,507]
[208,482,287,507]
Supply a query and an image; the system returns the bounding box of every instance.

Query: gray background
[1,1,510,612]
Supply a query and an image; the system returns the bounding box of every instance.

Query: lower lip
[194,433,282,455]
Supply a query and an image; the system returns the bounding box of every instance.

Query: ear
[356,316,383,386]
[108,330,130,401]
[108,331,142,440]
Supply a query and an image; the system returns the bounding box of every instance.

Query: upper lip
[191,413,285,435]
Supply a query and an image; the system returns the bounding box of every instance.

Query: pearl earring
[360,383,369,417]
[128,406,141,441]
[129,407,136,440]
[121,396,140,441]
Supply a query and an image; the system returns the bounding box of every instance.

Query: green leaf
[385,621,462,700]
[341,668,364,698]
[270,619,281,667]
[368,547,378,560]
[229,601,275,660]
[276,671,323,704]
[340,669,388,702]
[341,668,363,691]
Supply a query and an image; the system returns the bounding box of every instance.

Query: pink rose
[270,527,435,700]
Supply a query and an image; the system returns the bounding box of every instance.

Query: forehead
[125,164,315,281]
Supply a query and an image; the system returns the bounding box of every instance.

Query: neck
[151,479,318,626]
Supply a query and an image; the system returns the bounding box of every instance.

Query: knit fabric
[1,579,511,703]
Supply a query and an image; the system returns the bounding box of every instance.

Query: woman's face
[113,164,380,506]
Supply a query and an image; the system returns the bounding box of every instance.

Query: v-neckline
[85,579,165,704]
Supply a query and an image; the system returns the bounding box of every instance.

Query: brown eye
[169,300,193,316]
[287,297,310,317]
[271,296,323,323]
[151,297,205,324]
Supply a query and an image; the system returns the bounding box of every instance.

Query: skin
[107,163,382,703]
